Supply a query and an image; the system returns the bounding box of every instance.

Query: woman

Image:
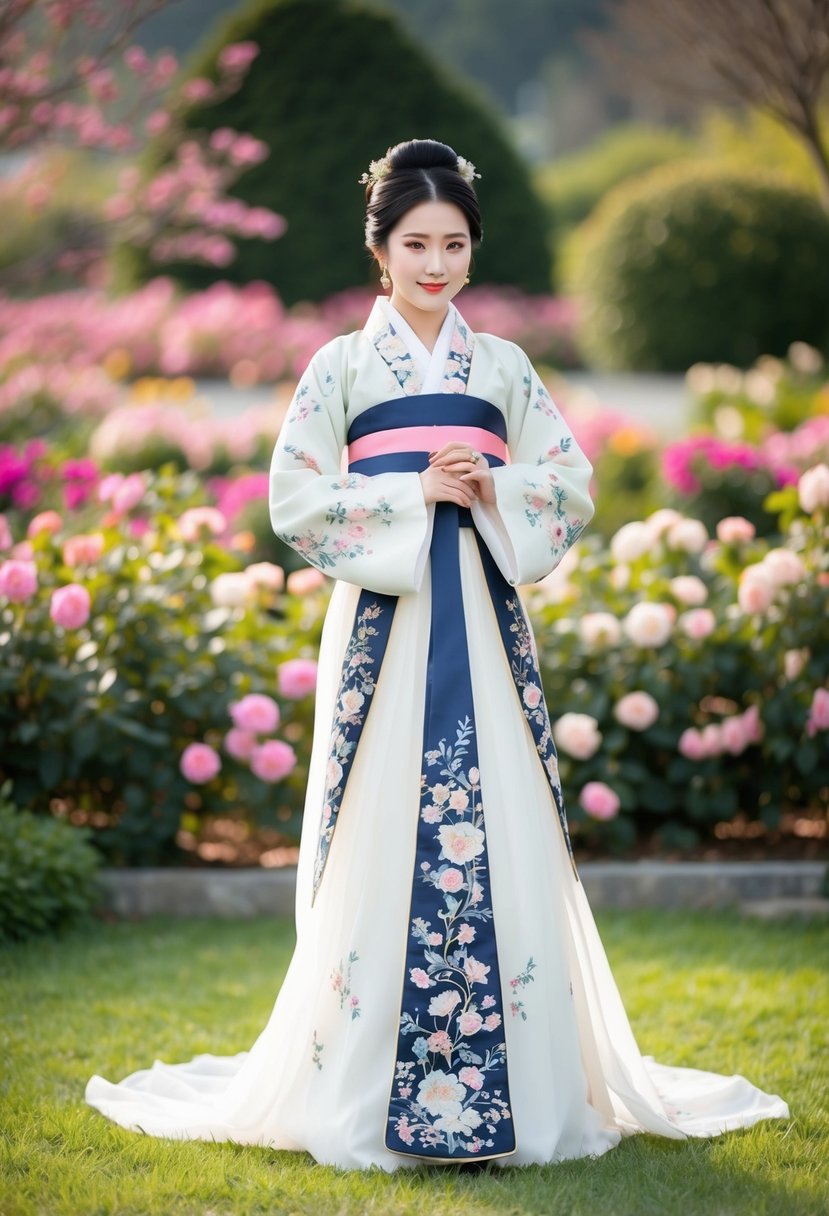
[86,139,788,1170]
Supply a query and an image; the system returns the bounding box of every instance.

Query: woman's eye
[405,241,424,250]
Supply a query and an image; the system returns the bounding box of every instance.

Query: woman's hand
[427,442,496,506]
[419,463,477,507]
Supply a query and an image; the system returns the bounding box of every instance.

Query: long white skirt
[86,534,789,1169]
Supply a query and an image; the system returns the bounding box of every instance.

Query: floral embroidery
[325,496,394,529]
[312,601,389,900]
[287,379,323,424]
[372,322,423,394]
[283,443,321,472]
[535,436,573,466]
[331,950,361,1019]
[442,320,474,393]
[509,957,537,1020]
[388,716,513,1157]
[522,472,587,560]
[279,493,395,572]
[311,1029,324,1070]
[522,374,532,402]
[503,593,576,870]
[279,528,374,571]
[532,380,560,418]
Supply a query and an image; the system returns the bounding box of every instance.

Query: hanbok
[85,296,789,1169]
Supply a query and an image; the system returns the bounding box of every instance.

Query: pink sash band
[348,425,508,465]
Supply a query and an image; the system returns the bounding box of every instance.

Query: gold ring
[470,449,481,463]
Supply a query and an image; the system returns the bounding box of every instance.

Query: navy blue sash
[311,394,577,1163]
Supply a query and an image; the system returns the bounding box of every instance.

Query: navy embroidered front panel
[311,394,575,1162]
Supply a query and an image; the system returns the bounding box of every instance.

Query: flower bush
[0,779,101,942]
[528,471,829,852]
[0,464,328,864]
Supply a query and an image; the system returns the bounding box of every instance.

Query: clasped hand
[419,443,496,507]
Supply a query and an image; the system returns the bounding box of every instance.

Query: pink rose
[180,742,221,783]
[579,612,621,648]
[613,691,659,731]
[701,723,723,756]
[427,931,443,945]
[27,510,63,538]
[678,728,707,761]
[553,712,602,759]
[806,688,829,737]
[483,1012,502,1031]
[448,789,469,811]
[62,533,105,567]
[680,608,716,640]
[229,693,280,733]
[178,507,227,541]
[783,649,808,681]
[463,956,490,983]
[286,567,326,594]
[522,683,542,709]
[410,967,431,989]
[458,1066,484,1090]
[250,739,296,782]
[717,516,756,544]
[720,715,749,755]
[50,583,91,629]
[437,867,465,892]
[0,559,38,602]
[456,923,475,944]
[669,576,708,606]
[111,472,146,514]
[223,727,258,760]
[244,561,284,592]
[458,1011,483,1035]
[579,781,620,820]
[738,567,775,615]
[742,705,764,744]
[277,658,318,699]
[426,1029,453,1054]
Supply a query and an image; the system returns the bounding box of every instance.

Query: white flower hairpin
[358,153,482,187]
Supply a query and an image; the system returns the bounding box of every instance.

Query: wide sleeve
[470,343,595,586]
[268,341,433,595]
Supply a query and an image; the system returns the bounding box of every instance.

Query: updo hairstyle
[363,138,483,255]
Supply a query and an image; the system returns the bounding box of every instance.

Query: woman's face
[380,199,472,322]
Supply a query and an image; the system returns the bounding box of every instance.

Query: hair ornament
[456,156,481,185]
[358,156,392,187]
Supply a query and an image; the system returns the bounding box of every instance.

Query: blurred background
[0,0,827,939]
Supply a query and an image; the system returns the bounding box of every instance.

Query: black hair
[363,138,483,253]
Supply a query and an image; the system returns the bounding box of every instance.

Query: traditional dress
[85,296,789,1169]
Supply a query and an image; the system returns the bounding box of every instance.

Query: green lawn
[1,911,827,1216]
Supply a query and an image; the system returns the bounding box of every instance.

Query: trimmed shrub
[569,163,829,371]
[0,781,101,941]
[536,123,693,240]
[120,0,552,302]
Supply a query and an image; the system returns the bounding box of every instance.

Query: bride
[86,138,789,1170]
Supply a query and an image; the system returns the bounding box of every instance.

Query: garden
[1,1,829,1213]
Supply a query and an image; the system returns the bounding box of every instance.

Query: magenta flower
[277,658,318,699]
[50,583,91,629]
[579,781,620,821]
[249,739,296,782]
[180,742,221,783]
[229,693,280,734]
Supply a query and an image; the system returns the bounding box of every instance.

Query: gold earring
[464,273,470,285]
[380,265,390,289]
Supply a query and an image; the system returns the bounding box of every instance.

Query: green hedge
[121,0,553,302]
[569,163,829,371]
[0,782,101,942]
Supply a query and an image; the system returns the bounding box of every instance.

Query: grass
[1,910,827,1216]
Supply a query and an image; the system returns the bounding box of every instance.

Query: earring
[464,273,470,285]
[380,265,390,289]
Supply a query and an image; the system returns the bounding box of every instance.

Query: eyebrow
[401,232,469,239]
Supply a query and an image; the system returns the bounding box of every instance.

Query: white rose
[437,822,486,865]
[610,521,652,564]
[210,572,255,607]
[417,1070,467,1117]
[761,548,806,587]
[623,601,675,648]
[666,518,709,553]
[579,612,622,648]
[797,463,829,514]
[553,712,602,760]
[669,575,708,605]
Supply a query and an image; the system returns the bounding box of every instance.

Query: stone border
[98,860,828,920]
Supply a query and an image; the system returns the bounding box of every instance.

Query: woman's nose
[424,250,446,276]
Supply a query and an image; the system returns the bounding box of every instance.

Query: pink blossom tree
[0,0,285,288]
